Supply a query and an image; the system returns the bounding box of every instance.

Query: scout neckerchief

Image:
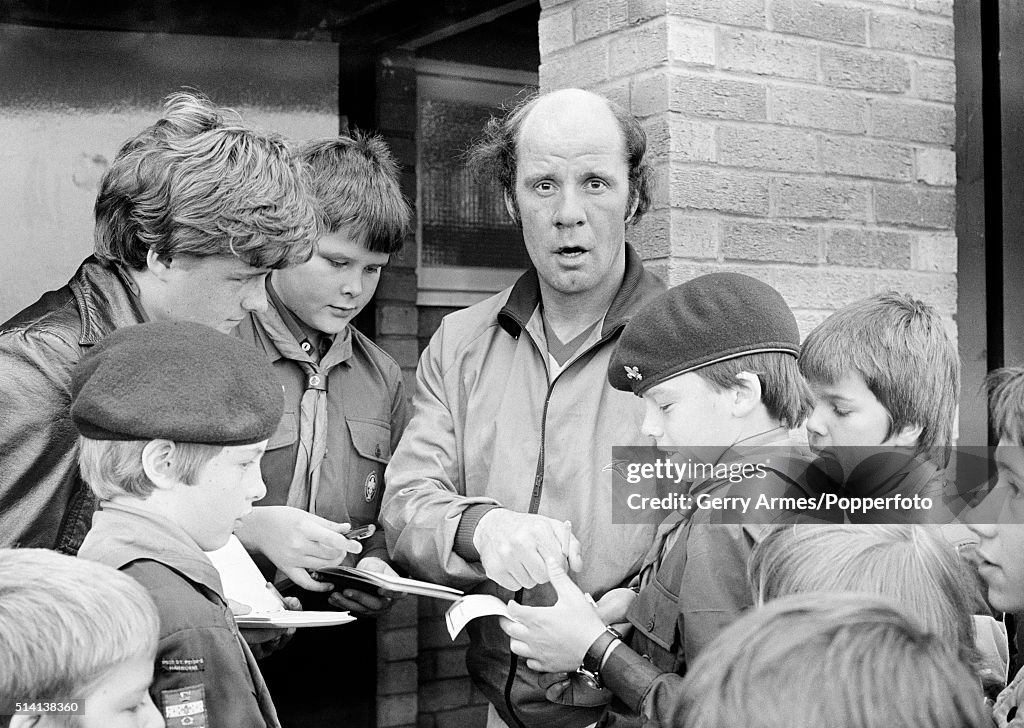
[258,281,350,514]
[637,426,790,586]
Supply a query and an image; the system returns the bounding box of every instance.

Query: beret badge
[624,365,643,381]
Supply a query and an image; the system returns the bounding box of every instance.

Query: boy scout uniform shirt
[598,430,817,728]
[236,299,407,567]
[78,502,281,728]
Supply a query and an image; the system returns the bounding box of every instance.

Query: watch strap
[582,627,620,675]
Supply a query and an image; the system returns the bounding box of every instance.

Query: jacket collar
[497,243,663,340]
[69,256,148,346]
[83,501,225,598]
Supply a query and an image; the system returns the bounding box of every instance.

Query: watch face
[575,667,603,691]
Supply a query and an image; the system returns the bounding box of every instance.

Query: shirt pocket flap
[347,418,392,464]
[267,411,298,450]
[628,579,680,653]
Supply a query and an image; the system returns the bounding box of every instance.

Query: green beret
[71,321,282,444]
[609,272,800,396]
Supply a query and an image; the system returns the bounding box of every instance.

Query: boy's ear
[730,372,763,417]
[146,248,174,280]
[141,438,180,488]
[888,422,924,448]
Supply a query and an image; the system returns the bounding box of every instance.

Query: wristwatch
[575,627,621,690]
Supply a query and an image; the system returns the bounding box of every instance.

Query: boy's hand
[473,511,583,591]
[327,556,403,617]
[502,556,606,673]
[241,596,303,660]
[595,587,637,639]
[235,506,363,591]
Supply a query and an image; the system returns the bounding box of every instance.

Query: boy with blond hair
[0,548,162,728]
[74,321,289,728]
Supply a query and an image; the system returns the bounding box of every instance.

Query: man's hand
[235,506,363,591]
[327,556,403,617]
[501,557,606,673]
[473,510,583,591]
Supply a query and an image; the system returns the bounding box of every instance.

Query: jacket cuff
[453,504,504,562]
[601,640,662,713]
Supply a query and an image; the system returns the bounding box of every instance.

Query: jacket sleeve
[152,625,277,728]
[0,327,83,550]
[380,318,501,588]
[602,643,687,727]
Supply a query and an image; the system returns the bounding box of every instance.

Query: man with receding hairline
[382,88,664,728]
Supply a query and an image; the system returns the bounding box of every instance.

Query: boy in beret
[501,272,817,728]
[75,321,290,728]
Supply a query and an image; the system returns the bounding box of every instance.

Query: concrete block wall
[538,0,957,337]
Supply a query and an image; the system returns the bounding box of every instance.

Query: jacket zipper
[503,325,620,728]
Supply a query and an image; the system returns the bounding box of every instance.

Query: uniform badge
[161,684,207,728]
[364,471,378,502]
[624,365,643,381]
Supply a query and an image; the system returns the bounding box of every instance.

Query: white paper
[206,535,355,629]
[444,594,517,639]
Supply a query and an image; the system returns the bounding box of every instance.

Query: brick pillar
[374,49,420,728]
[539,0,957,336]
[376,50,422,392]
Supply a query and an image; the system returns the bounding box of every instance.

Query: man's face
[271,231,389,336]
[970,441,1024,613]
[156,254,270,333]
[176,441,268,551]
[640,372,735,451]
[513,93,632,299]
[69,653,162,728]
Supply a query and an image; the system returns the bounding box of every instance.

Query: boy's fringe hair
[0,549,159,721]
[467,90,652,225]
[749,524,982,672]
[78,437,224,500]
[94,90,319,270]
[696,352,813,429]
[296,131,412,255]
[677,592,989,728]
[986,367,1024,444]
[799,292,960,451]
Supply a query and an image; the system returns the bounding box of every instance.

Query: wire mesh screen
[419,98,531,269]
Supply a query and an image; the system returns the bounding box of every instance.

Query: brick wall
[539,0,957,338]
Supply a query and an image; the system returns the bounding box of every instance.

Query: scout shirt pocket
[345,418,392,521]
[627,577,686,675]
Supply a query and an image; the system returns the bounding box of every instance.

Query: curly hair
[94,91,318,270]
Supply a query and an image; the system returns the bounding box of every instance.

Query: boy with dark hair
[502,272,817,727]
[799,291,959,506]
[0,548,163,728]
[75,321,289,728]
[234,131,412,727]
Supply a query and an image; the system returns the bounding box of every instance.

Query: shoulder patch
[161,684,207,727]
